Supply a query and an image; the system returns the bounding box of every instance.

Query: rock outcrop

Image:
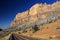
[10,1,60,27]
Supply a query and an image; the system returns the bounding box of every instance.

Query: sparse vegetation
[56,25,60,29]
[0,2,60,40]
[18,32,21,34]
[32,25,39,33]
[22,28,27,33]
[23,30,27,33]
[46,27,48,29]
[49,36,53,39]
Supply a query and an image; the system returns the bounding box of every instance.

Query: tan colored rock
[16,11,28,20]
[10,1,60,27]
[52,1,60,9]
[29,3,40,15]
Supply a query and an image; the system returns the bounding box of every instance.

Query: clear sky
[0,0,59,28]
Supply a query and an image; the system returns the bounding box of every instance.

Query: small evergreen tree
[32,25,39,33]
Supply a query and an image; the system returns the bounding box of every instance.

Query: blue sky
[0,0,59,28]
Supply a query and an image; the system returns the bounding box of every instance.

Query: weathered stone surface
[10,1,60,27]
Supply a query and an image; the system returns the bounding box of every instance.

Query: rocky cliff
[10,1,60,27]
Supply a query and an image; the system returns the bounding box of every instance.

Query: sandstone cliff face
[10,1,60,27]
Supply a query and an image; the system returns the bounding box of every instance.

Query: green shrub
[32,25,39,33]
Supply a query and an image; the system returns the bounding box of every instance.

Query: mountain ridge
[10,1,60,27]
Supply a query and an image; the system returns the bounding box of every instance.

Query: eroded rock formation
[10,1,60,27]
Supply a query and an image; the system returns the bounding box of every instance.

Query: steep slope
[10,1,60,27]
[4,1,60,40]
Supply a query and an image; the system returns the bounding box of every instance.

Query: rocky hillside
[10,1,60,28]
[1,1,60,40]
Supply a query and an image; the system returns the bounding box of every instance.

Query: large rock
[10,1,60,27]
